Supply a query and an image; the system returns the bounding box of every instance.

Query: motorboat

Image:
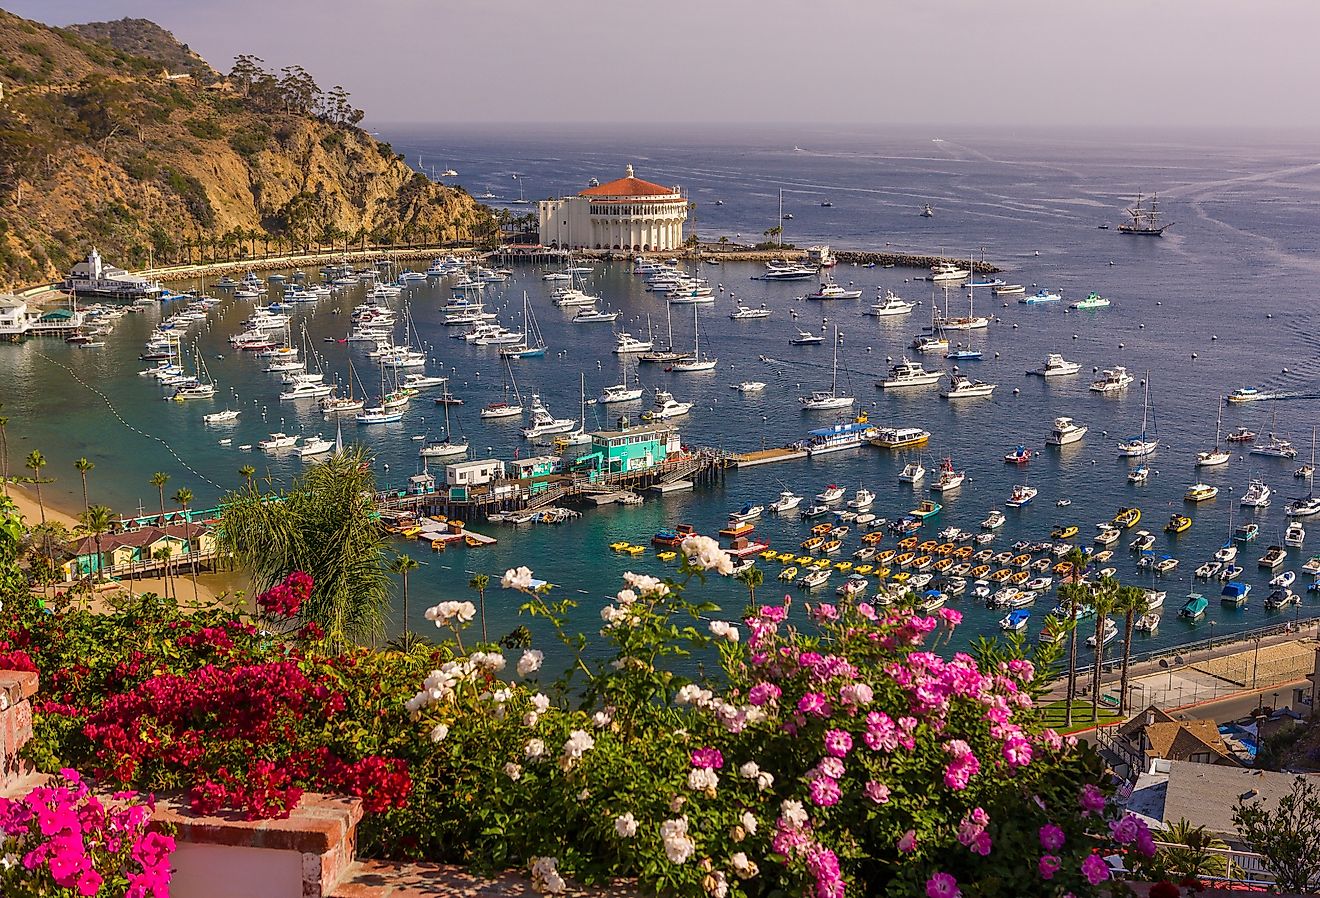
[521,394,577,439]
[789,329,825,346]
[929,262,969,282]
[1270,570,1296,589]
[1046,417,1087,446]
[735,381,766,394]
[865,290,916,317]
[613,332,654,354]
[1265,587,1300,610]
[1005,485,1037,508]
[1258,545,1287,568]
[992,284,1026,296]
[769,491,803,514]
[1235,523,1260,542]
[1086,618,1119,648]
[730,503,764,523]
[848,488,875,510]
[1166,514,1192,534]
[817,484,847,504]
[877,358,943,389]
[572,307,620,324]
[898,461,926,483]
[1004,446,1033,465]
[1135,612,1161,633]
[729,305,772,320]
[1129,530,1156,552]
[1179,594,1208,619]
[1184,483,1219,502]
[1108,507,1139,528]
[999,609,1030,632]
[930,458,965,492]
[259,432,299,452]
[1020,289,1061,305]
[806,281,863,301]
[1226,427,1256,443]
[356,407,404,424]
[1227,387,1264,403]
[203,409,240,424]
[872,426,931,449]
[1028,354,1080,377]
[1241,479,1272,507]
[1070,292,1111,310]
[643,389,692,421]
[1089,367,1134,393]
[941,375,996,399]
[297,436,335,458]
[982,510,1006,530]
[911,333,949,354]
[1285,522,1306,548]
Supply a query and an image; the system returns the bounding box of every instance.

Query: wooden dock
[734,446,808,468]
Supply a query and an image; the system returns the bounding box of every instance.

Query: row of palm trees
[162,222,471,269]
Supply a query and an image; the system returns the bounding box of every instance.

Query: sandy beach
[5,482,249,610]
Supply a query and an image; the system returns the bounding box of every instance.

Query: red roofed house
[539,164,688,252]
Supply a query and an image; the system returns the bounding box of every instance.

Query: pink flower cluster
[0,769,174,898]
[955,807,992,856]
[690,747,724,770]
[256,570,314,618]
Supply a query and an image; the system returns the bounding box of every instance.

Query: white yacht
[259,432,299,452]
[1285,522,1306,548]
[769,490,803,514]
[1089,367,1134,393]
[643,389,692,421]
[572,307,620,324]
[877,358,944,389]
[613,332,653,354]
[1241,479,1272,508]
[297,436,335,458]
[941,375,996,399]
[599,380,644,405]
[789,329,824,346]
[930,262,970,281]
[735,381,766,394]
[279,381,334,401]
[729,305,772,320]
[521,395,577,439]
[865,290,916,317]
[897,461,926,483]
[806,280,863,301]
[1029,354,1081,377]
[203,409,240,424]
[1046,417,1087,446]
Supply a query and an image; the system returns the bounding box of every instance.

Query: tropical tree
[736,564,763,610]
[239,465,256,488]
[1154,819,1230,881]
[469,573,490,644]
[1234,776,1320,893]
[1090,576,1118,721]
[77,504,114,582]
[0,413,9,493]
[1114,584,1147,714]
[1060,545,1089,726]
[389,552,420,647]
[24,450,47,524]
[149,472,169,525]
[74,457,94,513]
[217,447,390,649]
[172,487,198,605]
[153,545,175,600]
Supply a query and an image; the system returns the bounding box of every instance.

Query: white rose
[517,650,544,677]
[503,762,522,781]
[525,738,546,760]
[430,723,449,743]
[501,566,535,590]
[614,812,638,838]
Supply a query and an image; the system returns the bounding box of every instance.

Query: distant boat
[1118,192,1172,236]
[921,203,934,218]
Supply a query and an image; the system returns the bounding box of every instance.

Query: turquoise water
[6,126,1320,658]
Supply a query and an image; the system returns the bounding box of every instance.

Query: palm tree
[736,565,763,610]
[172,487,198,605]
[1114,584,1147,715]
[1061,545,1089,726]
[153,545,175,600]
[469,573,490,644]
[217,447,391,650]
[389,552,420,645]
[1156,820,1229,880]
[74,457,94,513]
[1090,577,1118,721]
[24,450,47,524]
[150,472,169,525]
[0,413,9,494]
[239,465,256,489]
[78,504,114,581]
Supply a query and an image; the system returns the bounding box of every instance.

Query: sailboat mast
[692,305,700,358]
[831,325,839,395]
[1141,373,1150,440]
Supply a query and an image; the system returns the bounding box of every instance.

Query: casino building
[538,165,688,252]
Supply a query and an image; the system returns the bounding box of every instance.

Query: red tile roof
[579,177,676,198]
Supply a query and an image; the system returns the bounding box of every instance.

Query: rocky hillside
[0,9,493,287]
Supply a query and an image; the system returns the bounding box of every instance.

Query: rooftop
[1129,759,1316,840]
[1144,719,1240,766]
[579,165,678,198]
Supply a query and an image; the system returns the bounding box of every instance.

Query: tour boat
[1226,387,1264,403]
[866,290,916,317]
[872,427,931,449]
[898,461,926,483]
[1005,485,1037,508]
[877,358,943,389]
[1070,292,1111,310]
[941,375,996,399]
[1089,367,1134,393]
[930,458,965,492]
[1240,478,1272,507]
[1184,483,1219,502]
[806,419,877,456]
[1116,373,1159,457]
[1046,417,1087,446]
[1028,354,1081,377]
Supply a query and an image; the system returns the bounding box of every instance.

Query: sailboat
[322,360,367,415]
[556,374,595,447]
[420,398,469,459]
[357,361,405,424]
[1117,192,1172,236]
[640,302,686,364]
[669,305,717,372]
[600,362,644,404]
[172,342,217,400]
[500,292,548,358]
[911,295,949,353]
[481,356,525,419]
[800,326,854,410]
[1196,402,1231,466]
[1117,373,1159,457]
[1286,429,1320,517]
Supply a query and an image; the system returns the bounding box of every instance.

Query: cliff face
[0,9,493,286]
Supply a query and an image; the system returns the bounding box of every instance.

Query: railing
[1148,841,1280,889]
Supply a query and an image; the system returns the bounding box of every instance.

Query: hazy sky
[9,0,1320,129]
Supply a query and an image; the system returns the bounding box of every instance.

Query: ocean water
[6,124,1320,658]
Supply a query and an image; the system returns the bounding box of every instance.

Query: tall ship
[63,248,162,299]
[1117,192,1172,236]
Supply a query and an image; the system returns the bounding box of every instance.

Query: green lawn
[1038,700,1124,733]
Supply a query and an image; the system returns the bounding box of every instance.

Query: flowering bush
[0,769,174,897]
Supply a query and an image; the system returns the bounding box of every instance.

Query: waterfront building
[507,455,562,480]
[0,294,34,339]
[444,459,505,492]
[63,524,214,578]
[538,165,688,252]
[28,307,86,336]
[63,248,162,299]
[578,423,681,475]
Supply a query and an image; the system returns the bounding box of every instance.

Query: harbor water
[5,125,1320,657]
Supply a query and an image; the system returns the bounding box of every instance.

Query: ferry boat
[1184,483,1219,502]
[1028,354,1081,377]
[877,358,943,389]
[1227,387,1264,403]
[805,417,878,457]
[1241,479,1272,507]
[63,249,162,298]
[1005,484,1037,508]
[1090,367,1134,393]
[930,458,965,492]
[1070,292,1111,310]
[865,290,916,317]
[941,375,996,399]
[1046,417,1087,446]
[871,426,931,449]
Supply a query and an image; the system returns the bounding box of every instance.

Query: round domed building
[538,164,688,252]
